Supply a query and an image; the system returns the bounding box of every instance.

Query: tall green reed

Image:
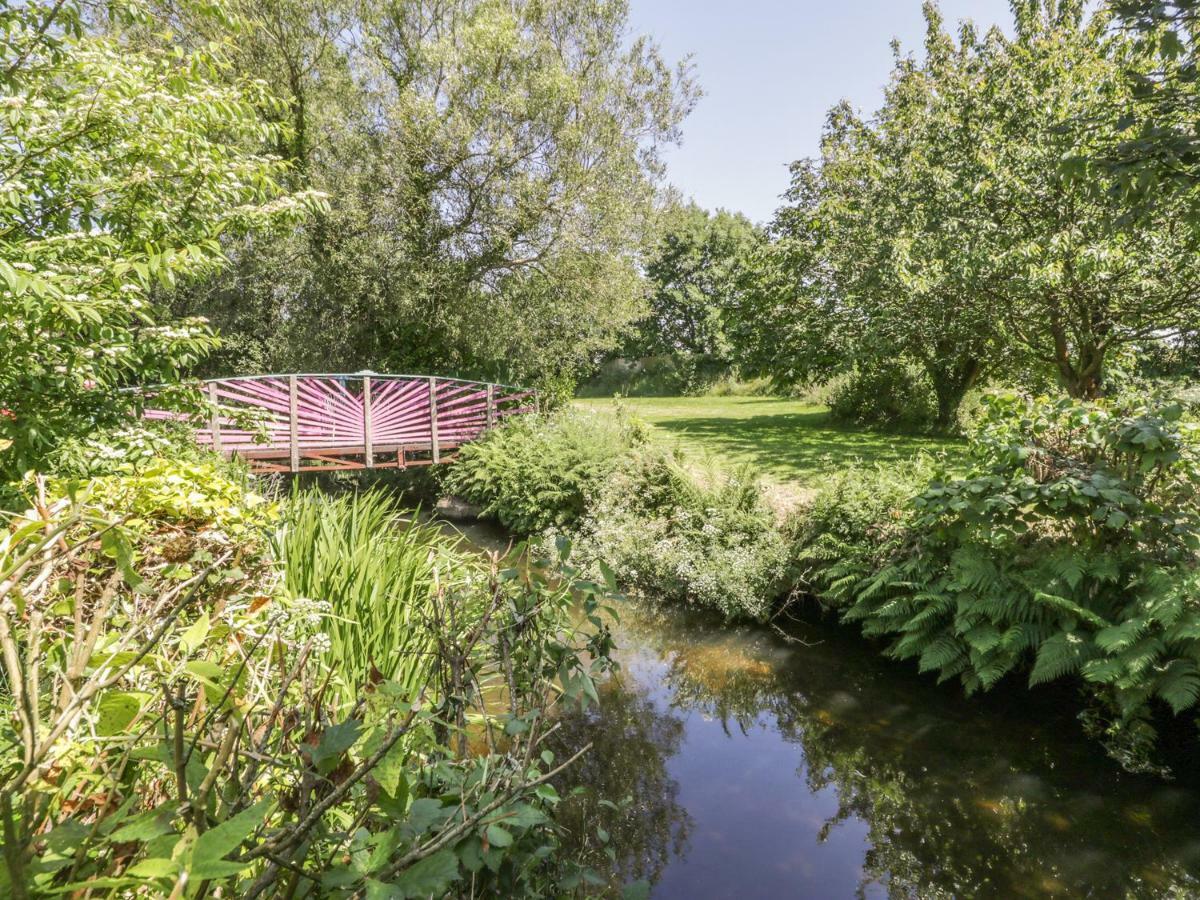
[278,489,453,707]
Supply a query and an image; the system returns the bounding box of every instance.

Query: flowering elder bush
[0,0,323,473]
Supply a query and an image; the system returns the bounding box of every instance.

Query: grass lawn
[574,395,963,487]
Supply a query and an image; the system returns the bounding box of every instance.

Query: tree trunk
[927,356,981,431]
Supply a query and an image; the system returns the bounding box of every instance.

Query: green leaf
[189,800,271,880]
[179,611,210,654]
[109,803,179,843]
[485,823,513,848]
[96,691,150,737]
[391,848,459,898]
[310,718,362,774]
[126,858,178,879]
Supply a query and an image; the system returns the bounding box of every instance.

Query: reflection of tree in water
[552,670,693,892]
[631,600,1200,899]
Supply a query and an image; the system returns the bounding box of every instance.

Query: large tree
[137,0,697,391]
[0,0,319,472]
[766,0,1200,416]
[628,201,763,362]
[972,0,1200,397]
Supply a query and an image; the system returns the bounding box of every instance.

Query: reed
[278,488,451,706]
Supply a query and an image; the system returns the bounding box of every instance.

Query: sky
[627,0,1016,224]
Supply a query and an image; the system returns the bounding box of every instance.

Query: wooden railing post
[288,375,299,473]
[207,382,223,455]
[362,375,374,469]
[429,376,440,464]
[486,383,495,429]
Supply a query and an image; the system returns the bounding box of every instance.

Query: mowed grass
[573,395,963,487]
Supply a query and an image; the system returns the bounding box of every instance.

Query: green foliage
[0,0,321,474]
[625,202,764,363]
[44,421,223,479]
[827,361,939,432]
[576,353,738,398]
[800,391,1200,769]
[563,449,796,621]
[0,458,617,895]
[443,408,647,534]
[760,1,1200,421]
[278,489,447,708]
[151,0,698,391]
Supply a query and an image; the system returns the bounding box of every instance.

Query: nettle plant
[811,391,1200,769]
[0,463,617,896]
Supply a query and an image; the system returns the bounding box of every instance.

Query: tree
[971,0,1200,397]
[767,0,1200,418]
[768,7,1002,426]
[1106,1,1200,210]
[726,161,850,387]
[141,0,698,390]
[0,0,320,473]
[628,202,763,363]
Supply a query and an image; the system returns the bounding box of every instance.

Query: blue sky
[628,0,1016,224]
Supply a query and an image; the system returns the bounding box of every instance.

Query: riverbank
[447,392,1200,782]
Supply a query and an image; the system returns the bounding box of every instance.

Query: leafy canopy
[0,0,322,473]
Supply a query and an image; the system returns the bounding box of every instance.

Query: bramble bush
[799,391,1200,770]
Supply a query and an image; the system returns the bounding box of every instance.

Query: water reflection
[560,599,1200,899]
[553,674,692,890]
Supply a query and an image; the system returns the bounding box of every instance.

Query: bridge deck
[146,373,535,473]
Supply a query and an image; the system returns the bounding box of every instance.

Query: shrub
[828,361,938,430]
[801,391,1200,770]
[562,449,796,620]
[576,353,734,397]
[0,459,616,894]
[45,420,215,478]
[443,408,646,533]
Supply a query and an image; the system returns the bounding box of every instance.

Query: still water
[441,518,1200,898]
[557,600,1200,899]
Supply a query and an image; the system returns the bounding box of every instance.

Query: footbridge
[147,373,535,473]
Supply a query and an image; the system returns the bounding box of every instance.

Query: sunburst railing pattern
[146,373,536,473]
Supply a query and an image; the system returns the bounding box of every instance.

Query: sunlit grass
[573,395,963,486]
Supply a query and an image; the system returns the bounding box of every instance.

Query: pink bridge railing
[145,373,536,473]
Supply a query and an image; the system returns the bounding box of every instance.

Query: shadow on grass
[651,408,962,483]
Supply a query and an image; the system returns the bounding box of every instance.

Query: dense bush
[800,392,1200,770]
[827,361,939,431]
[562,450,796,620]
[442,408,646,533]
[0,459,616,895]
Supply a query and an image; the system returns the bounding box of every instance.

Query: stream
[442,517,1200,898]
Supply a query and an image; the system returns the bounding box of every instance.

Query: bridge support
[288,375,299,473]
[428,376,440,465]
[363,376,374,469]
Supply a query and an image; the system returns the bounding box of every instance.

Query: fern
[1155,660,1200,715]
[1029,632,1093,686]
